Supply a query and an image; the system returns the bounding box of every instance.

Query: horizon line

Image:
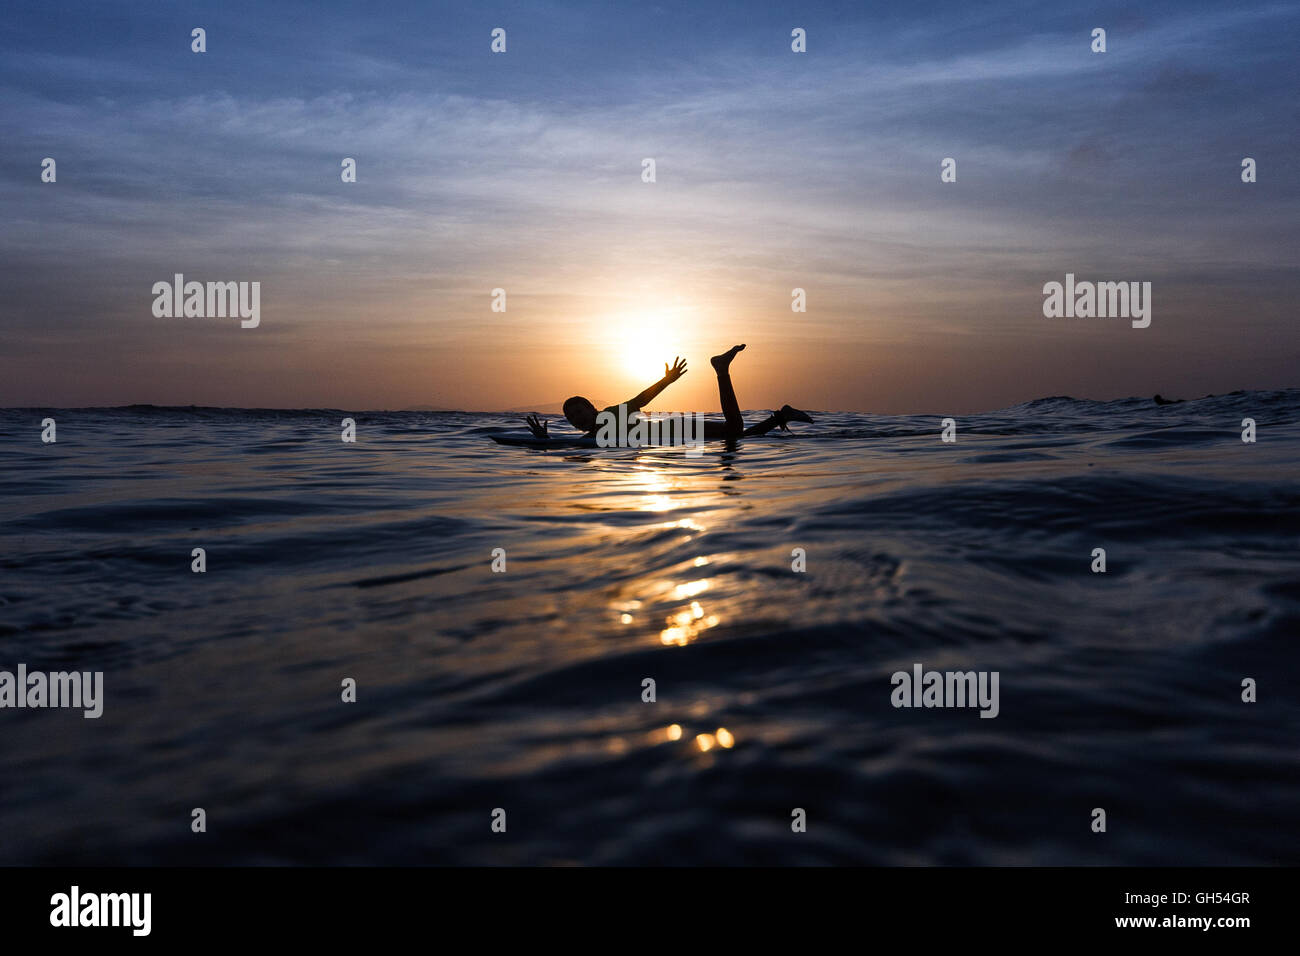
[0,385,1284,419]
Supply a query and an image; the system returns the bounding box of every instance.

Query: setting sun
[604,309,694,383]
[613,315,670,381]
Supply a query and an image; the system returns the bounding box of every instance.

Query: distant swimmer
[524,345,814,441]
[1153,394,1184,405]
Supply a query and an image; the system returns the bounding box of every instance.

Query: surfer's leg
[742,413,783,437]
[743,404,815,437]
[702,420,729,440]
[711,345,746,439]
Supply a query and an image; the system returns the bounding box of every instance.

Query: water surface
[1,391,1298,864]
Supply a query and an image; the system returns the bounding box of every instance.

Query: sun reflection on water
[659,594,721,646]
[651,723,735,750]
[693,728,734,752]
[673,579,709,599]
[599,458,732,646]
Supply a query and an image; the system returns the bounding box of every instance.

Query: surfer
[524,344,813,441]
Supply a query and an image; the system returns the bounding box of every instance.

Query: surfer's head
[563,396,599,431]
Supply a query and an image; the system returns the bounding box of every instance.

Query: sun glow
[605,309,692,384]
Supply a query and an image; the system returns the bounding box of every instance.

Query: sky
[1,0,1297,413]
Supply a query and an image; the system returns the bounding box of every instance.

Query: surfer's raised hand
[620,357,688,415]
[525,414,549,439]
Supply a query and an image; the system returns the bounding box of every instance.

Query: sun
[610,312,679,383]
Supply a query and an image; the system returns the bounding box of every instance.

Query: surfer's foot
[711,344,746,372]
[775,404,814,427]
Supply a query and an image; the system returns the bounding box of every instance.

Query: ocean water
[1,391,1298,865]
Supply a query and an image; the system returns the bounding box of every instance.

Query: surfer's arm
[621,357,687,413]
[524,413,548,439]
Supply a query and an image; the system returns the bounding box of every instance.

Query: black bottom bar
[1,866,1281,942]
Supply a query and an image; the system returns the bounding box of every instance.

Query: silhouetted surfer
[524,345,813,441]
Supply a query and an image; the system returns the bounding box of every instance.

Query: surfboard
[488,433,601,449]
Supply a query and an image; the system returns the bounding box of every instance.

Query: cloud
[1,0,1297,407]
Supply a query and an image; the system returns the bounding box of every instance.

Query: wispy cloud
[1,0,1297,409]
